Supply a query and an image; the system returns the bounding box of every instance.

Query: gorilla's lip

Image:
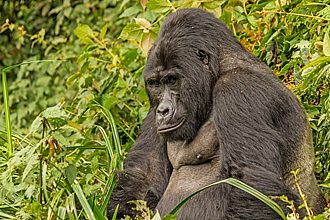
[158,118,186,133]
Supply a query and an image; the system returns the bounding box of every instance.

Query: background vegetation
[0,0,329,219]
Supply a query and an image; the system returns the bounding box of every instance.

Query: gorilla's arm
[213,68,301,218]
[107,110,172,218]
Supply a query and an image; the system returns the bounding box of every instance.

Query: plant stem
[292,171,312,219]
[1,70,13,157]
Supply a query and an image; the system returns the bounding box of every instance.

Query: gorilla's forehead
[144,65,164,78]
[144,63,181,79]
[145,45,191,72]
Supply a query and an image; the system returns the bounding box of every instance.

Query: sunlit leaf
[119,23,143,41]
[141,32,154,54]
[100,24,107,40]
[247,15,257,27]
[74,24,94,44]
[147,0,173,13]
[135,18,151,33]
[323,32,330,56]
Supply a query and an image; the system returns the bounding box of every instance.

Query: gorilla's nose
[157,104,170,117]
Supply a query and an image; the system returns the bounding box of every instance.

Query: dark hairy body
[108,8,326,219]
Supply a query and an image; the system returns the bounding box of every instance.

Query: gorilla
[107,8,326,219]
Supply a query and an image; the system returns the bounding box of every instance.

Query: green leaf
[138,106,149,121]
[100,24,107,40]
[135,18,151,32]
[66,71,81,87]
[65,164,77,184]
[247,15,257,27]
[74,24,94,44]
[119,23,143,41]
[323,32,330,56]
[147,0,173,13]
[119,6,140,18]
[74,24,93,38]
[42,105,68,119]
[320,183,330,188]
[141,32,153,54]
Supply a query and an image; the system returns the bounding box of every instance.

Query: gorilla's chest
[167,120,219,168]
[156,120,222,215]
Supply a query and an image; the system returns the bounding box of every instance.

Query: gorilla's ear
[197,49,209,65]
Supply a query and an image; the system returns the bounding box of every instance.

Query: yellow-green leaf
[147,0,173,13]
[141,32,154,54]
[135,18,151,33]
[100,24,107,40]
[323,32,330,56]
[119,23,143,41]
[74,24,94,44]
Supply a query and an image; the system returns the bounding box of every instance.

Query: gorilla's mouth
[158,118,186,133]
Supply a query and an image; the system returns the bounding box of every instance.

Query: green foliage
[0,0,329,219]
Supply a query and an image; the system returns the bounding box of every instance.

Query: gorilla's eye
[166,75,177,85]
[197,49,209,65]
[147,79,160,87]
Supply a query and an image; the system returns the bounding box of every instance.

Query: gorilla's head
[143,8,242,141]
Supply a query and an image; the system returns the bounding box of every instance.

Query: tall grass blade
[225,178,286,219]
[1,70,13,157]
[110,204,120,220]
[166,178,286,220]
[100,175,116,214]
[95,125,117,213]
[47,188,65,219]
[0,211,15,219]
[72,180,96,220]
[96,125,114,160]
[57,207,66,219]
[93,103,126,213]
[92,103,123,162]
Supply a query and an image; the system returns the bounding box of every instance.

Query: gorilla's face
[144,46,215,141]
[145,67,187,134]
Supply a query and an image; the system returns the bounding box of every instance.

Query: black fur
[108,8,326,219]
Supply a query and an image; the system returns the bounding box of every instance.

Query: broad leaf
[323,32,330,56]
[147,0,173,13]
[74,24,94,44]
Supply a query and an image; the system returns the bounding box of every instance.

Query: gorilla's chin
[160,119,200,142]
[158,118,186,134]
